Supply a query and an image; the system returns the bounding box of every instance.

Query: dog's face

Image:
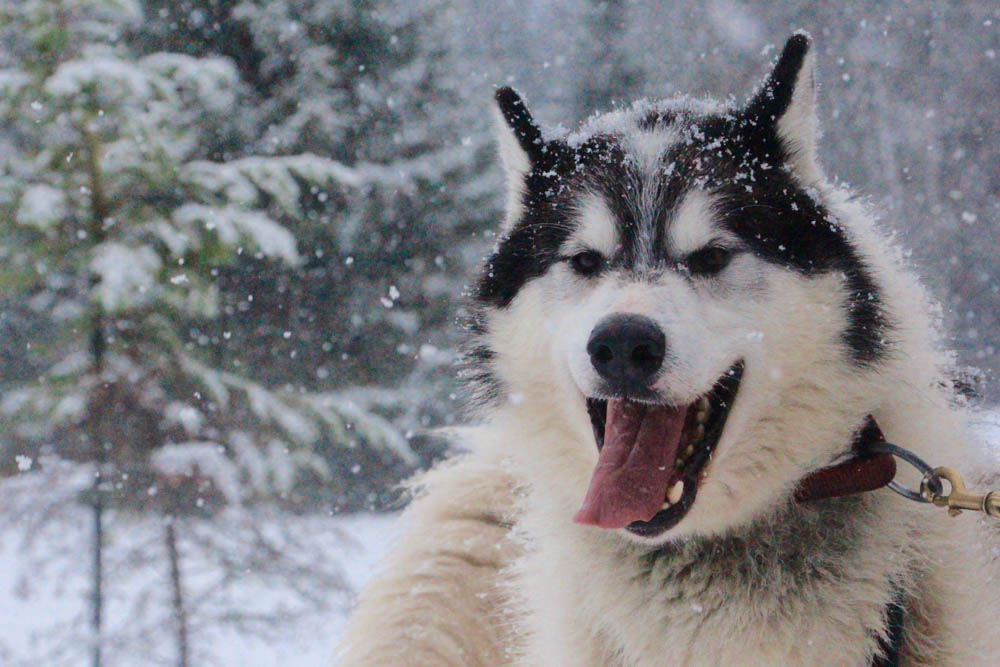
[467,35,888,545]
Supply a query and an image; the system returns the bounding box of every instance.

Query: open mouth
[574,361,744,538]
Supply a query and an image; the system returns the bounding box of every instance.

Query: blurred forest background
[0,0,997,664]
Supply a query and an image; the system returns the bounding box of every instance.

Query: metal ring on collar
[867,442,944,503]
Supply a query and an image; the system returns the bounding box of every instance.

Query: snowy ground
[0,509,401,666]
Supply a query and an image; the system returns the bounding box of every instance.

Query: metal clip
[869,442,1000,520]
[867,442,942,503]
[921,467,1000,518]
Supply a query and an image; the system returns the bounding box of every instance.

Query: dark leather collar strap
[793,416,897,503]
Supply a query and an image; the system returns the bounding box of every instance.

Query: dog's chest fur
[514,492,915,666]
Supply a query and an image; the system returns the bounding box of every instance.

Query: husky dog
[338,34,1000,666]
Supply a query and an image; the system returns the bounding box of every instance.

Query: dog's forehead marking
[625,125,681,172]
[668,190,730,255]
[565,192,619,255]
[629,128,681,266]
[574,126,713,267]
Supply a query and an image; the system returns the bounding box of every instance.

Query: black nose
[587,314,666,391]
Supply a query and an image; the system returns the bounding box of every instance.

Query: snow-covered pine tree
[0,1,415,661]
[0,0,414,505]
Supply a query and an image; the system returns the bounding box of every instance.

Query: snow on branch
[89,241,162,311]
[151,442,242,504]
[140,53,239,114]
[183,154,362,217]
[171,203,302,266]
[180,356,417,467]
[44,54,153,105]
[303,393,418,466]
[15,183,68,230]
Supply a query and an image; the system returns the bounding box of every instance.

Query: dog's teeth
[684,444,695,457]
[675,459,685,470]
[698,396,710,412]
[661,501,671,510]
[668,481,684,504]
[694,424,705,441]
[696,409,708,424]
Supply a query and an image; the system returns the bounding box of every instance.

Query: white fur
[494,105,531,233]
[564,193,619,257]
[668,189,734,254]
[775,41,823,183]
[339,74,1000,667]
[469,184,1000,663]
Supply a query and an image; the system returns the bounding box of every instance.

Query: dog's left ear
[746,32,821,182]
[493,87,544,230]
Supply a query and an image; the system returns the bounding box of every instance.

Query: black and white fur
[339,34,1000,666]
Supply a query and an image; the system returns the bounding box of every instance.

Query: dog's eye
[568,250,605,277]
[685,246,733,276]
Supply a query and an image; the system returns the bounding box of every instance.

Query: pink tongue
[573,399,687,529]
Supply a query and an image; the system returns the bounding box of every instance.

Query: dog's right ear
[494,87,542,230]
[745,32,821,183]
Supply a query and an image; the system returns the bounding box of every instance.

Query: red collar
[793,416,897,503]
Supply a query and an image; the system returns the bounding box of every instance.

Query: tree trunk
[91,477,103,667]
[85,126,109,667]
[166,519,190,667]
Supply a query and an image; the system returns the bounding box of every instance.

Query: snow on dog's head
[463,34,892,545]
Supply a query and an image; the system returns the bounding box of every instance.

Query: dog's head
[466,34,891,545]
